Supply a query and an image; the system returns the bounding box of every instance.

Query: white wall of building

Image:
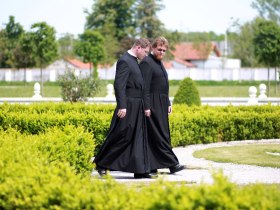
[0,66,278,82]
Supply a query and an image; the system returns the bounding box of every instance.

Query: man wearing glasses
[140,37,186,175]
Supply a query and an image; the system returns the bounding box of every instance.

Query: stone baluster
[105,84,115,99]
[248,86,258,105]
[258,83,267,99]
[32,82,42,99]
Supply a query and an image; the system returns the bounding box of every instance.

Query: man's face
[136,46,150,60]
[152,45,167,61]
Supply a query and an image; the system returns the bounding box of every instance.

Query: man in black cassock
[140,37,186,174]
[94,38,156,179]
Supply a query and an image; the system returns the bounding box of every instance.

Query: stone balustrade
[0,83,279,106]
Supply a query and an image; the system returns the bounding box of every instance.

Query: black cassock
[94,52,151,174]
[140,54,179,170]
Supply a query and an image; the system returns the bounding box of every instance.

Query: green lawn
[193,144,280,168]
[0,81,279,97]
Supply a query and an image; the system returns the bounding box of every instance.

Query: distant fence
[0,67,279,81]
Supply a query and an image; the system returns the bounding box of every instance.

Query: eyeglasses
[157,48,166,53]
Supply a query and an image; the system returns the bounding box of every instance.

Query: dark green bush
[173,77,201,106]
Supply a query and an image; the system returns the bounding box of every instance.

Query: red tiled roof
[173,58,195,67]
[162,61,173,69]
[162,58,195,69]
[172,42,221,61]
[65,58,92,69]
[65,58,112,69]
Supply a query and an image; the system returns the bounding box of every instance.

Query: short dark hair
[133,38,150,48]
[152,37,168,49]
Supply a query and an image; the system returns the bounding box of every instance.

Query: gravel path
[92,139,280,184]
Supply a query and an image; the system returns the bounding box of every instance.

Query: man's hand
[145,109,151,117]
[168,106,172,114]
[117,109,127,118]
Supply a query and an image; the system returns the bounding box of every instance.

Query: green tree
[231,19,261,67]
[57,33,77,59]
[98,26,119,64]
[0,16,24,68]
[115,36,135,58]
[13,32,36,81]
[0,30,9,67]
[30,22,58,95]
[85,0,168,61]
[135,0,164,38]
[75,30,105,79]
[85,0,136,41]
[85,0,136,62]
[253,18,280,96]
[252,0,280,24]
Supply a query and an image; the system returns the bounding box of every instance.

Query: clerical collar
[128,49,137,58]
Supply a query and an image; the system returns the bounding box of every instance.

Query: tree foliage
[75,30,105,79]
[30,22,58,68]
[30,22,58,95]
[134,0,164,38]
[4,16,24,42]
[0,16,24,68]
[14,32,36,69]
[179,31,224,42]
[85,0,166,61]
[231,19,261,67]
[253,18,280,67]
[85,0,135,41]
[57,33,77,59]
[253,18,280,96]
[251,0,280,24]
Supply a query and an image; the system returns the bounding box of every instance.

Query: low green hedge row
[1,128,280,209]
[1,103,280,150]
[170,105,280,146]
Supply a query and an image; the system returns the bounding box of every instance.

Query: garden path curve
[92,139,280,184]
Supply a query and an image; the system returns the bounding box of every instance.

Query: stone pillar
[248,86,258,105]
[105,84,115,99]
[32,82,42,99]
[258,83,267,99]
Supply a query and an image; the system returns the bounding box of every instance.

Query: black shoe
[151,169,158,173]
[97,169,107,177]
[169,164,186,174]
[134,173,158,179]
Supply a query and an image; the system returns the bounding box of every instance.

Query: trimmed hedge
[1,128,280,209]
[1,103,280,150]
[169,105,280,146]
[1,114,280,209]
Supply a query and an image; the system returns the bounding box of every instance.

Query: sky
[0,0,259,38]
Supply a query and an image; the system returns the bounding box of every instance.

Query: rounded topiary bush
[173,77,201,106]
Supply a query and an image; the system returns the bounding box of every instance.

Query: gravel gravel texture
[92,139,280,184]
